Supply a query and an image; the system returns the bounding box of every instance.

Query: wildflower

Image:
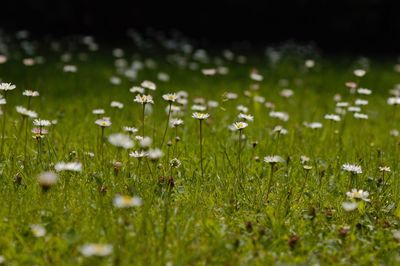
[324,114,341,122]
[264,155,285,164]
[191,105,207,111]
[238,113,254,121]
[348,106,361,112]
[123,126,138,134]
[208,100,219,108]
[170,158,181,168]
[33,119,51,127]
[16,106,37,118]
[225,92,238,100]
[192,112,210,120]
[342,201,359,211]
[357,88,372,95]
[170,118,184,128]
[232,122,248,131]
[129,86,144,94]
[92,109,105,115]
[54,162,82,172]
[272,125,288,135]
[304,122,323,129]
[300,155,310,164]
[110,101,124,109]
[305,59,315,68]
[342,164,362,174]
[134,94,154,104]
[387,97,400,105]
[137,136,152,148]
[129,150,148,158]
[379,166,391,172]
[109,76,121,85]
[354,113,368,119]
[269,111,289,122]
[162,93,178,102]
[141,80,156,90]
[113,195,143,208]
[0,83,16,91]
[95,118,111,127]
[108,133,134,149]
[22,90,39,97]
[280,89,294,98]
[237,105,248,113]
[346,189,370,202]
[202,68,217,76]
[354,69,366,77]
[80,244,113,257]
[148,148,163,160]
[355,99,368,106]
[30,224,46,238]
[250,72,263,81]
[37,171,58,190]
[63,65,77,73]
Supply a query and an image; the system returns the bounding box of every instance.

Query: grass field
[0,34,400,265]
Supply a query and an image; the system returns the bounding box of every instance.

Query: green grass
[0,40,400,265]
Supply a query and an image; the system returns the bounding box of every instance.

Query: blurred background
[1,0,399,53]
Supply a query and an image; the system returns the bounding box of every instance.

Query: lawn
[0,34,399,265]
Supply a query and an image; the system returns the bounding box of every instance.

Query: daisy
[148,148,164,160]
[129,86,144,94]
[354,113,368,119]
[54,162,82,172]
[129,150,148,158]
[140,80,156,91]
[269,111,289,122]
[191,105,207,111]
[357,88,372,95]
[170,118,184,128]
[170,158,181,168]
[232,122,248,131]
[134,94,154,104]
[264,155,285,164]
[30,224,46,238]
[353,69,366,77]
[238,113,254,121]
[0,83,16,91]
[108,133,134,149]
[33,119,51,127]
[192,112,210,120]
[250,72,263,81]
[123,126,138,134]
[342,164,362,174]
[37,171,58,190]
[95,118,111,127]
[80,244,113,257]
[110,101,124,109]
[92,109,105,115]
[162,93,178,102]
[304,122,323,129]
[16,106,37,118]
[379,166,391,172]
[346,189,370,202]
[324,114,341,122]
[22,90,39,97]
[113,195,143,208]
[342,201,358,211]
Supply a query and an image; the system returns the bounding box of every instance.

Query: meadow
[0,32,400,265]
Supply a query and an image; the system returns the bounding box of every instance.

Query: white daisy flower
[54,162,82,172]
[108,133,134,149]
[342,164,362,174]
[80,244,113,257]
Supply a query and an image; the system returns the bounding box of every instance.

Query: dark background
[1,0,399,53]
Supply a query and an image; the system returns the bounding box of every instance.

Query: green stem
[160,102,172,148]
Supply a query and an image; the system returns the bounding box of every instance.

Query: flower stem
[199,120,204,179]
[160,102,172,148]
